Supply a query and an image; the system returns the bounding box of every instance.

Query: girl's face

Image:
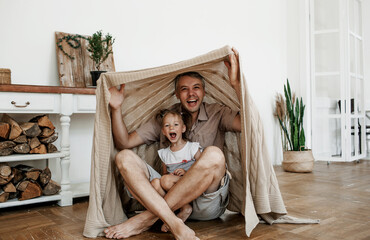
[161,113,186,144]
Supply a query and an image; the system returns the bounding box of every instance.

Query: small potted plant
[87,30,115,86]
[274,79,314,173]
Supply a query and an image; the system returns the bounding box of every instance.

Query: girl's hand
[109,84,125,110]
[173,168,185,176]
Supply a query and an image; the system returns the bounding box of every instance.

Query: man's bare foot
[104,212,156,239]
[161,204,193,233]
[167,217,199,240]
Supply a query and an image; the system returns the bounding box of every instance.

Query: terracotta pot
[282,150,314,173]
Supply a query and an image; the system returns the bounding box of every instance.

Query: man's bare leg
[161,203,193,233]
[155,175,193,233]
[160,174,193,233]
[129,175,193,233]
[104,149,198,239]
[163,146,226,209]
[105,146,225,239]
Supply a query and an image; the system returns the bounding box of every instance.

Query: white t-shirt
[158,142,201,173]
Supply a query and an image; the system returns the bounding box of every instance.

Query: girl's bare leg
[151,178,166,197]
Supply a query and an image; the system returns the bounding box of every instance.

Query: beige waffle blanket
[83,46,317,238]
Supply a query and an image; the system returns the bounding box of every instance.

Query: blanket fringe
[259,215,320,224]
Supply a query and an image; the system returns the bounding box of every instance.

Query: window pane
[350,35,355,73]
[355,0,362,35]
[315,33,340,72]
[314,0,339,31]
[357,39,364,75]
[349,0,355,32]
[315,75,341,100]
[313,117,342,159]
[356,78,363,114]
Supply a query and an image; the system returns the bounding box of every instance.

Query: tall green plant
[275,79,306,151]
[87,30,115,71]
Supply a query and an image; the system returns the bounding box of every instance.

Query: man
[104,48,241,240]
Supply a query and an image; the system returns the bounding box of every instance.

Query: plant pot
[90,71,107,86]
[282,150,314,173]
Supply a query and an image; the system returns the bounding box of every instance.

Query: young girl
[151,109,202,232]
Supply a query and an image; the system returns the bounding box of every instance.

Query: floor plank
[0,160,369,239]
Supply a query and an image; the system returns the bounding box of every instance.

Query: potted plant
[275,79,314,173]
[87,30,115,86]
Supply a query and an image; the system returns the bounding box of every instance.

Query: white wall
[286,0,312,151]
[0,0,289,185]
[287,0,301,95]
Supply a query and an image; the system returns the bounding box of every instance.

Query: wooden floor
[1,160,369,240]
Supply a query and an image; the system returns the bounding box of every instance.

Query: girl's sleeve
[158,149,164,161]
[190,142,202,157]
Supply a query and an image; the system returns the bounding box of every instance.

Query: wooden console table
[0,84,96,208]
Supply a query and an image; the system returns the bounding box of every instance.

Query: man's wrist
[111,105,122,113]
[231,81,240,90]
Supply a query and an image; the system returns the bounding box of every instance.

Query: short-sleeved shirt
[136,102,239,149]
[158,142,201,173]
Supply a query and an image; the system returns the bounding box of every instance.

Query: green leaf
[299,128,305,151]
[276,78,306,151]
[87,30,115,71]
[286,79,292,101]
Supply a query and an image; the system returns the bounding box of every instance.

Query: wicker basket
[282,150,314,173]
[0,68,11,84]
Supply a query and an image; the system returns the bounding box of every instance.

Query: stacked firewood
[0,114,58,156]
[0,163,61,202]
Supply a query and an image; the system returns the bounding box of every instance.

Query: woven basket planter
[0,68,11,84]
[282,150,314,173]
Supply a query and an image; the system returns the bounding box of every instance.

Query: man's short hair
[174,72,205,92]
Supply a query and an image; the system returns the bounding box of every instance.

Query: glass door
[311,0,365,162]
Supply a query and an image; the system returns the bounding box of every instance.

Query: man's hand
[225,48,242,132]
[224,48,241,102]
[172,168,186,176]
[224,48,240,88]
[109,84,125,110]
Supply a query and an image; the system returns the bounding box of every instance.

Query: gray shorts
[189,171,230,220]
[125,164,161,198]
[147,163,162,180]
[126,163,230,221]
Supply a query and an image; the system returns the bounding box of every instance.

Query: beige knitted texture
[83,46,289,238]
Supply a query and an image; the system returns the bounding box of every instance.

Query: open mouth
[187,99,198,107]
[169,133,177,139]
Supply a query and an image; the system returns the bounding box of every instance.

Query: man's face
[175,76,205,114]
